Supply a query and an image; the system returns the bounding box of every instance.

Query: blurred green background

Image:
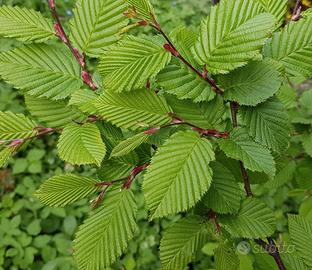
[1,0,312,270]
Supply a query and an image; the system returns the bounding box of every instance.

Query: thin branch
[48,0,97,90]
[149,23,224,96]
[123,163,149,189]
[292,0,302,21]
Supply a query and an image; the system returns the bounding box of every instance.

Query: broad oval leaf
[220,197,276,238]
[219,61,282,106]
[34,174,101,207]
[0,6,54,43]
[70,0,128,58]
[256,0,288,26]
[264,16,312,79]
[74,188,138,269]
[241,98,290,153]
[218,128,276,177]
[58,123,106,166]
[0,45,83,100]
[0,111,37,140]
[192,0,276,74]
[94,89,172,130]
[143,131,215,219]
[99,36,171,92]
[160,215,211,270]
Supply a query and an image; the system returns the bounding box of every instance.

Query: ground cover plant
[0,0,312,269]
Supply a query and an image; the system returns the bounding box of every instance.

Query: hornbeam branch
[48,0,97,90]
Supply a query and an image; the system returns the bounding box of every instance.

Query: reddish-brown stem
[123,164,149,189]
[150,24,223,96]
[208,209,221,233]
[91,184,112,209]
[292,0,302,21]
[48,0,97,90]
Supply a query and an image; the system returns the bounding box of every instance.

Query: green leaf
[94,89,172,130]
[34,174,100,207]
[215,243,240,270]
[125,0,155,21]
[264,16,312,79]
[299,89,312,115]
[165,95,225,129]
[111,132,150,158]
[220,197,276,239]
[282,253,311,270]
[74,188,138,269]
[241,98,290,153]
[25,95,85,128]
[0,111,37,140]
[97,160,133,181]
[192,0,276,74]
[0,45,83,100]
[219,61,282,106]
[201,162,242,214]
[143,131,215,219]
[288,215,312,268]
[218,128,276,177]
[58,123,106,166]
[0,6,54,43]
[70,0,128,58]
[302,134,312,158]
[302,8,312,17]
[276,85,297,109]
[160,216,211,270]
[0,147,14,168]
[99,36,171,92]
[256,0,288,26]
[68,89,99,115]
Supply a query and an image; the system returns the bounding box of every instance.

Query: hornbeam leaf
[125,0,155,21]
[99,36,171,92]
[215,243,240,270]
[299,90,312,116]
[264,16,312,79]
[241,98,290,153]
[74,188,138,269]
[0,6,54,43]
[58,123,106,166]
[220,197,276,238]
[302,134,312,158]
[256,0,288,26]
[219,61,282,106]
[201,162,242,214]
[68,89,99,115]
[288,215,312,268]
[34,174,101,207]
[94,89,172,130]
[0,147,14,168]
[0,111,37,140]
[192,0,276,74]
[160,216,211,270]
[166,95,225,129]
[0,45,83,100]
[143,131,215,219]
[111,132,150,158]
[282,253,311,270]
[70,0,128,58]
[218,128,276,177]
[25,95,85,128]
[302,8,312,17]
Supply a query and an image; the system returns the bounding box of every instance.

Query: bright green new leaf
[201,162,242,214]
[74,188,138,269]
[143,131,215,219]
[111,132,150,158]
[0,147,14,168]
[220,197,276,238]
[0,45,83,100]
[58,123,106,166]
[288,215,312,268]
[25,95,85,128]
[166,95,225,129]
[256,0,288,26]
[241,98,290,153]
[68,89,99,115]
[0,111,37,140]
[99,36,171,92]
[264,16,312,79]
[70,0,128,58]
[0,6,54,43]
[192,0,276,74]
[94,89,172,130]
[219,61,282,106]
[215,243,240,270]
[125,0,155,21]
[34,174,101,207]
[160,216,211,270]
[302,8,312,17]
[218,128,276,177]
